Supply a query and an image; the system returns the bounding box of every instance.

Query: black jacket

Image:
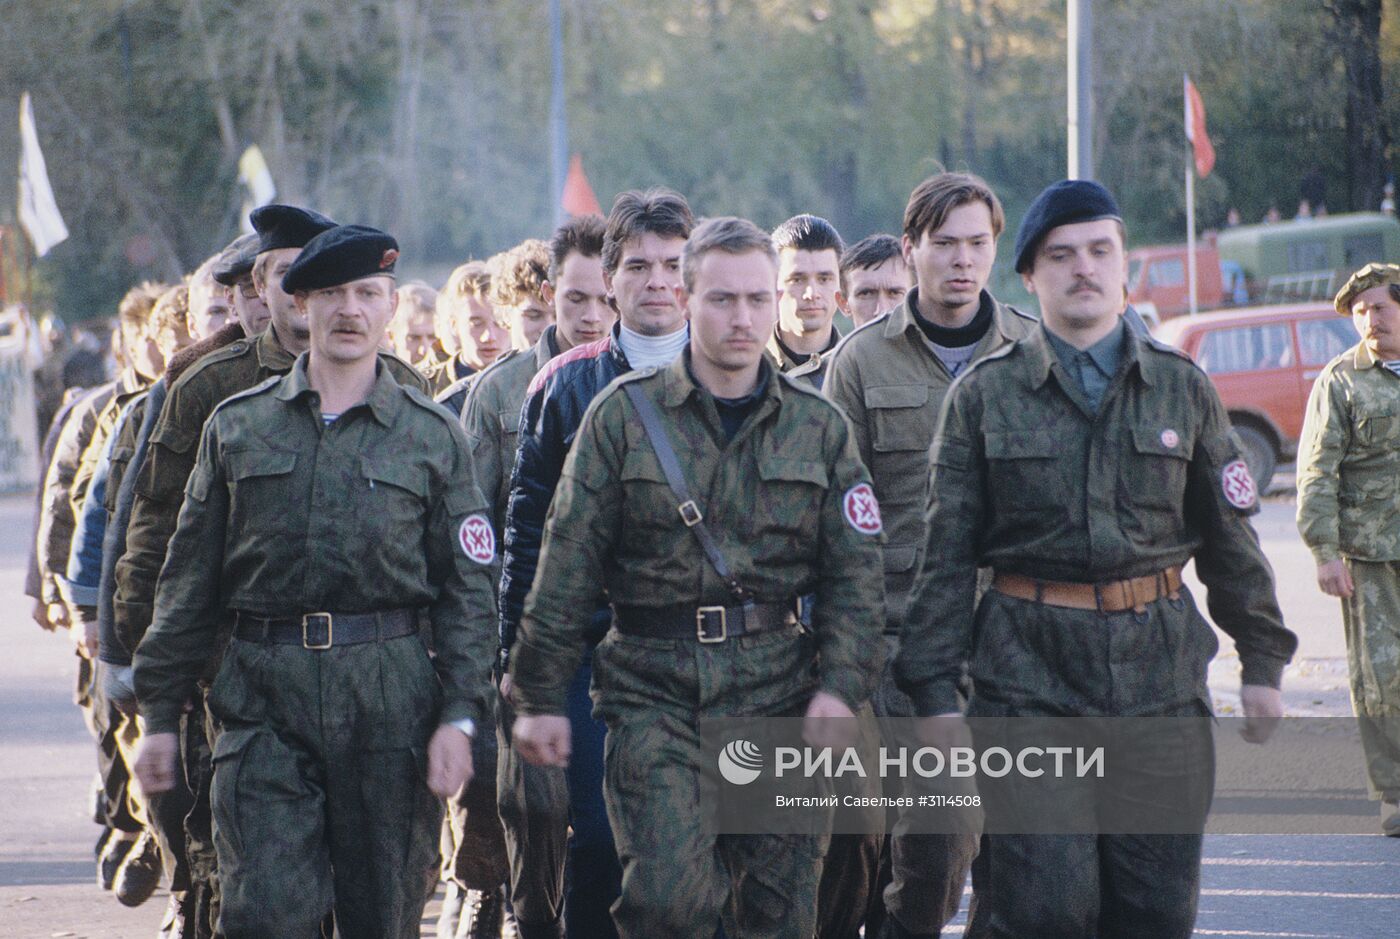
[498,324,634,666]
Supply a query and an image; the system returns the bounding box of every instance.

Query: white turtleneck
[617,323,689,370]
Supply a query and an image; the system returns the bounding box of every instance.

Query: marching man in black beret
[133,225,499,938]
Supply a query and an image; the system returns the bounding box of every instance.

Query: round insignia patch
[1160,428,1180,448]
[843,483,883,535]
[1221,460,1257,510]
[458,514,495,564]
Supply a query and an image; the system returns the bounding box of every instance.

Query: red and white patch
[379,247,399,270]
[1221,460,1257,509]
[458,514,495,564]
[843,483,883,535]
[1160,428,1180,448]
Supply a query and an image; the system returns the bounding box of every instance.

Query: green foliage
[0,0,1391,321]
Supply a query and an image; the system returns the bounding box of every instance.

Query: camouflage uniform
[824,289,1035,936]
[1297,338,1400,801]
[133,357,497,939]
[899,321,1296,937]
[115,326,425,937]
[510,354,885,938]
[461,326,570,928]
[115,326,426,655]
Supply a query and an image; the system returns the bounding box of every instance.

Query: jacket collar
[257,325,298,372]
[1025,317,1155,390]
[661,348,783,413]
[274,353,401,426]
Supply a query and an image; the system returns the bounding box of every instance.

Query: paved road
[0,488,1394,938]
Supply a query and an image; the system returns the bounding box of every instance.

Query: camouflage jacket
[133,357,497,735]
[1296,341,1400,562]
[896,322,1296,716]
[765,325,842,389]
[824,289,1036,631]
[428,353,477,397]
[509,352,886,716]
[72,368,149,525]
[460,326,559,541]
[35,383,116,606]
[113,326,427,653]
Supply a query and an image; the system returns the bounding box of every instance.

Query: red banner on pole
[1184,77,1216,178]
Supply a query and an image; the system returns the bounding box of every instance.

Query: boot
[98,831,137,890]
[877,912,938,939]
[114,831,162,907]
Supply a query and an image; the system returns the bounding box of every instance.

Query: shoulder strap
[622,382,749,602]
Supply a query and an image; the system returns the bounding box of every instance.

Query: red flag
[561,154,603,217]
[1184,76,1216,178]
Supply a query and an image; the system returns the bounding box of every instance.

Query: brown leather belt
[233,609,419,649]
[992,567,1183,614]
[612,600,803,644]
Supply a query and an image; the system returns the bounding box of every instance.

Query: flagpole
[1184,74,1199,317]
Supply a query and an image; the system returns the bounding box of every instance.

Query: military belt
[612,600,803,644]
[992,566,1183,615]
[233,608,419,649]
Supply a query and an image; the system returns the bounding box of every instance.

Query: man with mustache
[898,179,1296,937]
[1297,262,1400,836]
[824,172,1034,939]
[444,215,614,937]
[132,224,496,938]
[767,214,845,387]
[510,215,884,937]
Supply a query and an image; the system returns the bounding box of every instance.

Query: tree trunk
[1331,0,1388,211]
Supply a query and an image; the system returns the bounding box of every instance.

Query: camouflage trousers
[813,701,884,939]
[591,625,827,939]
[1342,559,1400,801]
[205,636,443,939]
[496,691,570,929]
[872,638,979,936]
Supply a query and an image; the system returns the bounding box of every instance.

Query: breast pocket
[754,457,828,541]
[985,431,1061,514]
[224,449,299,533]
[619,451,682,547]
[1356,411,1398,449]
[359,457,430,547]
[864,385,935,522]
[1122,425,1190,512]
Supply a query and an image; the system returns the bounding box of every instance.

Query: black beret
[249,204,337,254]
[281,225,400,294]
[211,233,261,286]
[1013,179,1123,273]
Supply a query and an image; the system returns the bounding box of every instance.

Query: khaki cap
[1334,262,1400,315]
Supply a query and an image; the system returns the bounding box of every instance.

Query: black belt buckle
[302,612,334,650]
[696,606,727,643]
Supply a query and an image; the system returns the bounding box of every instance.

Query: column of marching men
[33,168,1351,939]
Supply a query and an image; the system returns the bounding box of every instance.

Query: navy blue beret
[1013,179,1122,273]
[281,225,399,294]
[211,233,261,286]
[249,204,337,255]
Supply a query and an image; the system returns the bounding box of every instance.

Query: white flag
[238,144,276,233]
[17,92,69,257]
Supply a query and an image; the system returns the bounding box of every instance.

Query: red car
[1153,303,1359,489]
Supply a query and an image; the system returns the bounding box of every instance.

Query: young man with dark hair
[839,234,910,329]
[900,178,1292,936]
[769,213,845,386]
[498,188,692,939]
[825,172,1036,939]
[511,215,883,937]
[444,214,612,938]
